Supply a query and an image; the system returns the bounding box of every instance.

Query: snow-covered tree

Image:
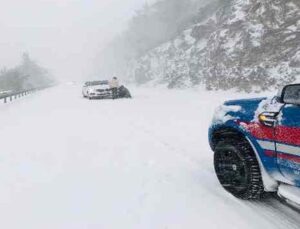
[0,53,53,92]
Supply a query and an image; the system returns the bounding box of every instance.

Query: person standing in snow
[109,77,119,99]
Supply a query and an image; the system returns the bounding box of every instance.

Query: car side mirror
[259,112,278,127]
[280,84,300,106]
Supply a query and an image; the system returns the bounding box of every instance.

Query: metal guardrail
[0,86,52,104]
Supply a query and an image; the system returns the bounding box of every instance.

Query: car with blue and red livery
[209,84,300,207]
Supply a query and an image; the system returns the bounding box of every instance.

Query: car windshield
[85,81,108,86]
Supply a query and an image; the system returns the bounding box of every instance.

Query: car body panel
[276,105,300,186]
[209,95,300,189]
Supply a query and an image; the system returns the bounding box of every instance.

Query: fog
[0,0,155,81]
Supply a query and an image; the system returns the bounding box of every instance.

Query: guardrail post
[4,97,6,103]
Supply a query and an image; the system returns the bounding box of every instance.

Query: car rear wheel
[214,138,265,200]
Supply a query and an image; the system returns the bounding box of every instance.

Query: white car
[82,81,112,99]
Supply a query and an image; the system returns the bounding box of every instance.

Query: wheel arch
[210,126,250,152]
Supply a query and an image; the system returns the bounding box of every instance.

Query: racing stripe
[264,150,276,158]
[240,121,300,162]
[277,143,300,157]
[263,149,300,165]
[258,140,300,156]
[239,122,300,147]
[258,140,300,163]
[277,153,300,164]
[241,122,275,141]
[257,140,275,151]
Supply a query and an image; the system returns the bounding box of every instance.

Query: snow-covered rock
[127,0,300,91]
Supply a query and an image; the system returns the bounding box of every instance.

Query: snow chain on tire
[214,138,265,200]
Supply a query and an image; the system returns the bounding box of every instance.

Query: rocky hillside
[128,0,300,92]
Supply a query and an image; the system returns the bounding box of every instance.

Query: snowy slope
[128,0,300,91]
[0,85,299,228]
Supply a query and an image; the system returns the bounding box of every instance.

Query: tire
[214,138,265,200]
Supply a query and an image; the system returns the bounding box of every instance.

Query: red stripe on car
[278,153,300,164]
[239,121,275,140]
[264,150,276,158]
[238,121,300,147]
[275,126,300,146]
[264,150,300,164]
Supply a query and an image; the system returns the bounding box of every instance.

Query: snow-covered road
[0,84,299,229]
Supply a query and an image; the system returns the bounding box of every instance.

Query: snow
[286,25,297,32]
[248,23,264,47]
[174,38,183,48]
[228,0,248,23]
[183,29,196,45]
[0,85,299,229]
[253,97,284,122]
[213,105,242,124]
[279,184,300,206]
[196,39,207,50]
[246,137,279,192]
[223,32,242,54]
[155,42,172,53]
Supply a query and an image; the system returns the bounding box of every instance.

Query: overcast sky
[0,0,154,81]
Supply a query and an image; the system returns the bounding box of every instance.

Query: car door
[275,103,300,185]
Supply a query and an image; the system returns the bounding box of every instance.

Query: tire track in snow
[129,121,300,228]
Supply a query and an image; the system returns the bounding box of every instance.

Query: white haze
[0,0,155,81]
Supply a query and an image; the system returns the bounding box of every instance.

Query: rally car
[209,84,300,207]
[82,81,131,100]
